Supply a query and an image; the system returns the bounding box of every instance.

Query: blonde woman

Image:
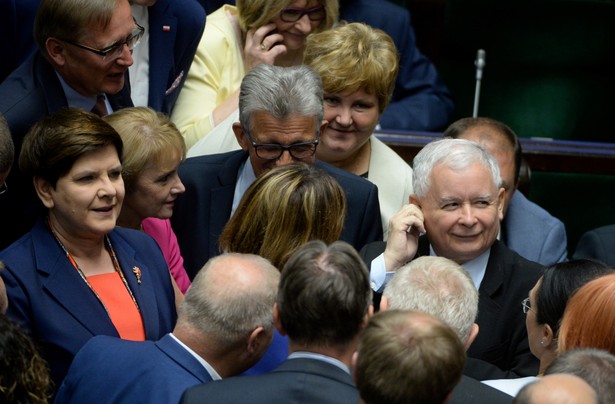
[304,22,413,237]
[171,0,338,148]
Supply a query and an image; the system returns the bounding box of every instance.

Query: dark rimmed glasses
[521,297,532,314]
[280,6,326,23]
[60,21,145,61]
[244,129,319,160]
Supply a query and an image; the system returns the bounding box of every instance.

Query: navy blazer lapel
[34,222,118,337]
[156,334,214,382]
[108,231,162,339]
[34,52,69,115]
[208,151,246,258]
[147,3,178,112]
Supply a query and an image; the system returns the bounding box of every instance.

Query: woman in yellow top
[171,0,338,148]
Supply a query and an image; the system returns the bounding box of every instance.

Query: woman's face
[272,0,324,51]
[45,145,124,239]
[124,150,185,220]
[526,278,546,359]
[317,88,380,165]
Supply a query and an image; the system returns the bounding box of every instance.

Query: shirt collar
[429,245,491,290]
[288,351,351,375]
[169,333,222,380]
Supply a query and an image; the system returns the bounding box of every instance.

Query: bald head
[178,253,280,348]
[515,374,598,404]
[444,117,521,214]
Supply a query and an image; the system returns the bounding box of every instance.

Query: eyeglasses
[521,297,532,314]
[0,182,6,195]
[60,22,145,61]
[280,6,326,23]
[244,129,319,160]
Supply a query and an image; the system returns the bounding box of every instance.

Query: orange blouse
[87,272,145,341]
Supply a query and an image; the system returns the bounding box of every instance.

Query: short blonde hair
[219,163,346,269]
[237,0,338,34]
[104,107,186,192]
[304,22,398,113]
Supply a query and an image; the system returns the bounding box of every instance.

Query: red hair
[559,272,615,355]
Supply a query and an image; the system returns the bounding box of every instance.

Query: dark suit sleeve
[355,184,384,250]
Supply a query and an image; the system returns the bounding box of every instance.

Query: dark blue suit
[182,358,359,404]
[171,150,383,278]
[340,0,454,131]
[0,221,177,387]
[0,52,133,249]
[56,334,212,404]
[146,0,205,114]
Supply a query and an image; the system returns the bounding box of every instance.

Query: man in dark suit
[445,117,568,266]
[381,256,513,403]
[171,64,382,279]
[128,0,205,114]
[340,0,454,131]
[361,138,543,380]
[356,310,467,404]
[56,253,280,404]
[0,0,136,249]
[182,240,372,404]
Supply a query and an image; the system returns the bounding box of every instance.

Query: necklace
[47,218,141,316]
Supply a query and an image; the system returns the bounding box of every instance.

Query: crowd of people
[0,0,614,403]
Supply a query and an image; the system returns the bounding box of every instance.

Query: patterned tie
[92,94,109,117]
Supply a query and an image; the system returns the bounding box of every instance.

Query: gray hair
[238,64,324,133]
[178,253,280,349]
[383,256,478,342]
[545,348,615,404]
[412,138,502,197]
[0,114,14,173]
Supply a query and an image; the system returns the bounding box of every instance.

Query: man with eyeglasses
[171,64,383,279]
[0,0,138,249]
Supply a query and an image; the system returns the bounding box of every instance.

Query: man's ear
[379,296,389,311]
[46,38,67,66]
[542,323,555,348]
[233,123,250,152]
[351,351,359,383]
[465,323,479,351]
[409,194,420,207]
[273,303,286,336]
[497,187,505,220]
[246,326,266,355]
[319,120,328,134]
[33,177,55,209]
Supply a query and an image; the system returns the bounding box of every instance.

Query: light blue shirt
[370,245,490,292]
[288,352,351,375]
[57,72,112,113]
[231,159,257,215]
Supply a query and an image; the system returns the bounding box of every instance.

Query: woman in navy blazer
[0,109,177,389]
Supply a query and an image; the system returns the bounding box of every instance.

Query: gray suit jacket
[502,191,567,266]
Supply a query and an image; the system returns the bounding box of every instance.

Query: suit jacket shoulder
[56,334,212,404]
[573,224,615,266]
[172,150,245,278]
[182,358,358,404]
[502,191,567,265]
[449,375,513,404]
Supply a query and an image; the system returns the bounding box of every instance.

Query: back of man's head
[356,310,466,404]
[238,64,324,133]
[178,253,280,351]
[545,348,615,404]
[514,374,598,404]
[444,117,521,182]
[277,240,371,347]
[383,256,478,345]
